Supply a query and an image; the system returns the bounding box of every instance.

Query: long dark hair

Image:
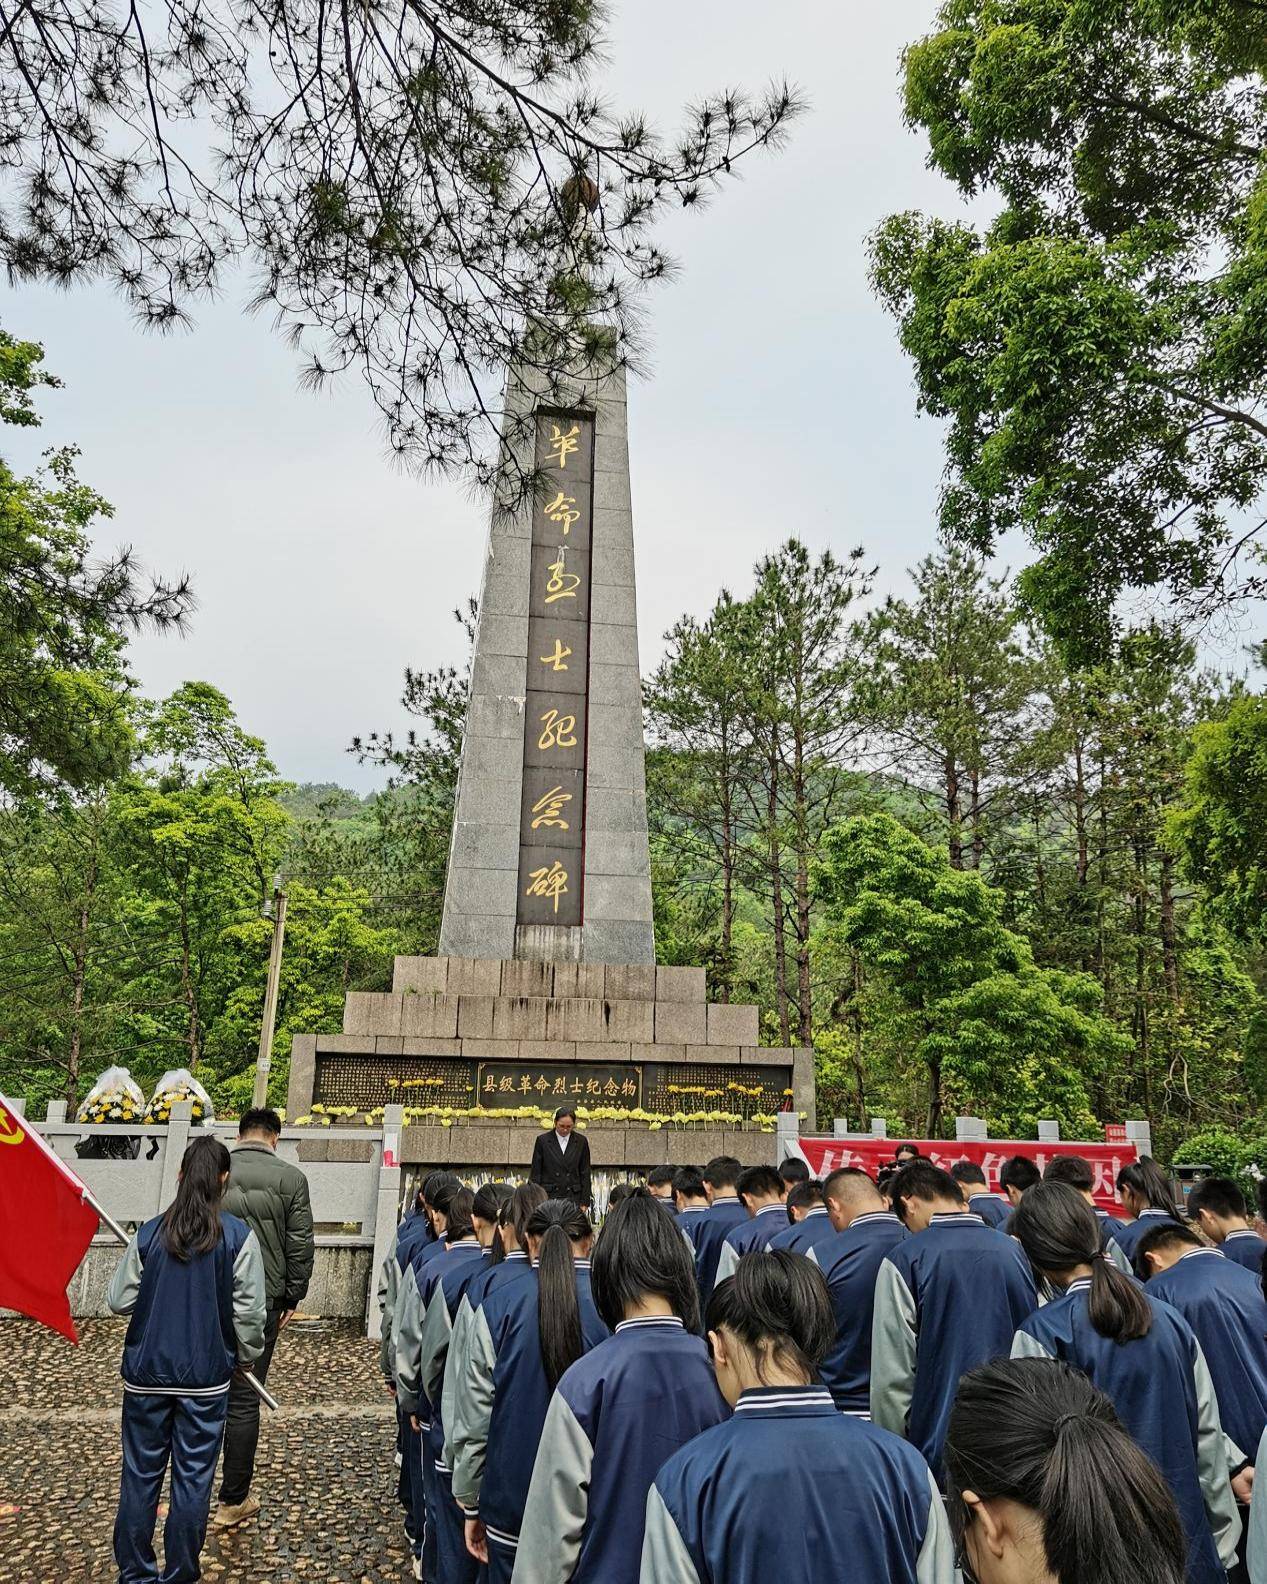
[591,1188,700,1332]
[473,1181,514,1264]
[1011,1182,1152,1343]
[501,1181,547,1259]
[945,1357,1187,1584]
[706,1251,834,1384]
[527,1199,593,1386]
[443,1186,475,1242]
[161,1135,231,1260]
[1116,1157,1181,1217]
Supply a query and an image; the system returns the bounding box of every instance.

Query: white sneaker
[212,1494,260,1529]
[412,1558,422,1580]
[395,1450,403,1469]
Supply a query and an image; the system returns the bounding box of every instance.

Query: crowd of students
[107,1129,1267,1584]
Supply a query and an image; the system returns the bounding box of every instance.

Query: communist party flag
[0,1093,100,1342]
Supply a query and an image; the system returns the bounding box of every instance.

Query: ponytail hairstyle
[444,1186,476,1242]
[527,1199,593,1386]
[591,1188,700,1333]
[473,1181,514,1264]
[945,1357,1186,1584]
[1116,1157,1181,1218]
[161,1135,231,1260]
[706,1251,834,1384]
[501,1181,547,1256]
[1011,1182,1152,1343]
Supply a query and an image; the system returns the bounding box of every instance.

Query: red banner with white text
[792,1136,1138,1217]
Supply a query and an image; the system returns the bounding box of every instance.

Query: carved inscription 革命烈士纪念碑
[517,414,595,930]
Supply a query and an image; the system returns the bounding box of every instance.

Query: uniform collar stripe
[1141,1209,1176,1218]
[1227,1230,1260,1240]
[1179,1248,1223,1260]
[851,1212,900,1227]
[1066,1278,1094,1293]
[755,1203,786,1217]
[804,1208,830,1218]
[930,1212,986,1225]
[615,1316,684,1332]
[735,1387,834,1412]
[505,1252,528,1261]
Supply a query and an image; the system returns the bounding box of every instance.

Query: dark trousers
[420,1432,440,1583]
[396,1405,415,1538]
[217,1310,280,1505]
[115,1390,229,1584]
[405,1417,426,1561]
[435,1465,480,1584]
[486,1535,515,1584]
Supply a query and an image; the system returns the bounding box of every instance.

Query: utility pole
[253,877,288,1110]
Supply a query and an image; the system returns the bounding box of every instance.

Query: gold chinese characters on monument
[517,411,595,930]
[475,1062,643,1111]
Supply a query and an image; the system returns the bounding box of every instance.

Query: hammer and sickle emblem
[0,1102,24,1145]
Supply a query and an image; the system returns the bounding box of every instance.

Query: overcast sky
[5,2,992,790]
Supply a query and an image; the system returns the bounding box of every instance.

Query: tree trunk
[850,951,866,1122]
[945,755,963,869]
[767,737,791,1046]
[1132,836,1151,1116]
[1159,849,1181,1012]
[968,766,984,869]
[178,877,201,1069]
[1073,740,1089,888]
[926,1050,943,1136]
[1032,797,1047,916]
[64,833,100,1108]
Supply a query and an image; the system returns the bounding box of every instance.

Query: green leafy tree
[816,811,1125,1134]
[872,2,1267,662]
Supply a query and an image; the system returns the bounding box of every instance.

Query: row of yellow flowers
[293,1101,806,1133]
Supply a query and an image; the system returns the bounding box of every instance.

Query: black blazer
[529,1129,592,1207]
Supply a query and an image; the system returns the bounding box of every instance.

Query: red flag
[0,1094,100,1342]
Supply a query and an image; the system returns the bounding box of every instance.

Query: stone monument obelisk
[438,331,654,965]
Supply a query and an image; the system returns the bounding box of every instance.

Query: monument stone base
[287,955,815,1173]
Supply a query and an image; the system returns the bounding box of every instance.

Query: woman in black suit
[528,1106,592,1208]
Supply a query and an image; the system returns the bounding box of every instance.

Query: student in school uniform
[1136,1219,1267,1481]
[1009,1180,1240,1584]
[996,1155,1041,1232]
[810,1167,906,1416]
[778,1155,811,1193]
[713,1165,788,1285]
[1187,1178,1267,1275]
[1112,1157,1186,1266]
[767,1179,834,1256]
[672,1167,711,1247]
[640,1251,955,1584]
[108,1136,267,1584]
[511,1191,729,1584]
[412,1187,501,1584]
[394,1178,471,1583]
[647,1166,678,1210]
[450,1199,607,1584]
[870,1161,1037,1479]
[945,1356,1188,1584]
[690,1157,749,1310]
[950,1161,1011,1228]
[1043,1154,1131,1272]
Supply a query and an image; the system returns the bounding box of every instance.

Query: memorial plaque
[515,409,596,933]
[476,1061,641,1109]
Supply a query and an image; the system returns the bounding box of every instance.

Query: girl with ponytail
[1113,1157,1185,1264]
[449,1198,606,1582]
[641,1250,955,1584]
[512,1191,729,1584]
[108,1135,267,1584]
[946,1356,1187,1584]
[1011,1181,1239,1584]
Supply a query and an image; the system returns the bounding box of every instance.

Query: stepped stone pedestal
[287,955,815,1170]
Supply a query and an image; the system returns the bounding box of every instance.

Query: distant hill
[279,782,370,820]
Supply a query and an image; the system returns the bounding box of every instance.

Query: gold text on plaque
[545,554,581,604]
[540,639,572,672]
[544,491,580,535]
[538,709,578,751]
[546,423,581,470]
[525,860,569,914]
[531,786,573,830]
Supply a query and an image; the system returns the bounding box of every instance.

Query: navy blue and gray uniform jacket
[870,1211,1037,1477]
[416,1241,490,1475]
[1112,1206,1185,1266]
[388,1232,449,1392]
[767,1207,835,1256]
[1148,1246,1267,1463]
[675,1206,709,1246]
[1220,1229,1267,1275]
[641,1384,956,1584]
[108,1211,267,1394]
[449,1258,607,1552]
[377,1209,436,1382]
[441,1250,532,1471]
[395,1234,482,1425]
[810,1210,907,1413]
[1248,1427,1267,1583]
[510,1315,729,1584]
[967,1192,1011,1229]
[714,1203,789,1286]
[1095,1208,1132,1272]
[690,1197,749,1309]
[1013,1276,1240,1584]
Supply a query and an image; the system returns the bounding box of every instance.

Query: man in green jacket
[214,1106,314,1527]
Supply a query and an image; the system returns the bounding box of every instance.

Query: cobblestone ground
[0,1317,412,1583]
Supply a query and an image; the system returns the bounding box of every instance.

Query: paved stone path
[0,1317,413,1582]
